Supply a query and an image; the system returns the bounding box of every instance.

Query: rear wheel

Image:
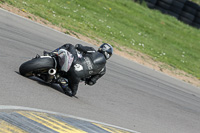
[19,57,55,77]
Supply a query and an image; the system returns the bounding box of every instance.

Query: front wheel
[19,57,55,77]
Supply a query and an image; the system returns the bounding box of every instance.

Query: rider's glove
[85,78,95,86]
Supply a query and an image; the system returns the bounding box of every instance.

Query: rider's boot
[56,77,73,97]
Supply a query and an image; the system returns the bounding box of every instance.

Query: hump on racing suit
[73,51,106,79]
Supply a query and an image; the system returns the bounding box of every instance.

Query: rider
[46,43,113,97]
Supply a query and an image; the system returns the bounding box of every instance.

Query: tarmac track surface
[0,8,200,133]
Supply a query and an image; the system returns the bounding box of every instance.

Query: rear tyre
[19,57,55,77]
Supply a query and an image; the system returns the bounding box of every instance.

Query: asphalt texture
[0,8,200,133]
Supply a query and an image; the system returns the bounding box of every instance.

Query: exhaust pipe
[46,68,56,83]
[48,68,56,75]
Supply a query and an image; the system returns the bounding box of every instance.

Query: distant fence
[140,0,200,29]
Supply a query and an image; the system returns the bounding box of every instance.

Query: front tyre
[19,57,55,77]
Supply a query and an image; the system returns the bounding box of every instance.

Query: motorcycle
[19,49,74,83]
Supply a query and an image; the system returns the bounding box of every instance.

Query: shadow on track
[15,71,78,98]
[16,72,62,92]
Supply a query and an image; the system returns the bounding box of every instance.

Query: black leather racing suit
[55,44,106,96]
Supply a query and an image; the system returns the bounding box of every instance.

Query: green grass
[2,0,200,79]
[191,0,200,5]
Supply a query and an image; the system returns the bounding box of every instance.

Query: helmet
[98,43,113,60]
